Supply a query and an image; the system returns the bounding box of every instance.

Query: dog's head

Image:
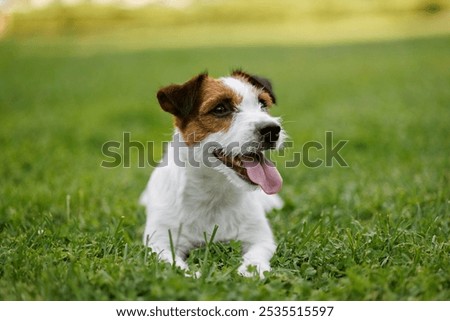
[157,70,286,195]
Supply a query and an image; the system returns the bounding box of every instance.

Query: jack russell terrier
[140,70,286,277]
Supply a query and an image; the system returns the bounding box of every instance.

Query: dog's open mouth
[213,149,282,195]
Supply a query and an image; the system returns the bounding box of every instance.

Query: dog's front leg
[145,232,189,271]
[155,245,189,271]
[238,227,276,278]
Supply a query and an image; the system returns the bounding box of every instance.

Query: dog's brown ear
[232,70,276,104]
[157,73,207,118]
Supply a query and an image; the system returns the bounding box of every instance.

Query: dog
[140,70,286,277]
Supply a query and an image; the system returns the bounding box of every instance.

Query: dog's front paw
[184,270,201,279]
[238,262,271,278]
[171,260,201,278]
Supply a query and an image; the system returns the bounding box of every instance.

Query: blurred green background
[0,0,449,300]
[3,0,450,48]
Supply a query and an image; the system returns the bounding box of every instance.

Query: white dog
[140,70,286,277]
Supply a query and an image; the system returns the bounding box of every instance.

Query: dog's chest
[179,187,248,242]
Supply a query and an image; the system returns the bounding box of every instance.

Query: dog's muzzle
[212,141,282,195]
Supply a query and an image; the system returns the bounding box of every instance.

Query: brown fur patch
[181,77,242,145]
[157,74,243,145]
[157,73,207,118]
[258,91,274,108]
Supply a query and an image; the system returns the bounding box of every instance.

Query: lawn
[0,29,449,299]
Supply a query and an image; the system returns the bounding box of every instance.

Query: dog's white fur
[140,75,285,277]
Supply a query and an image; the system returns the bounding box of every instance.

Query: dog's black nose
[259,124,281,145]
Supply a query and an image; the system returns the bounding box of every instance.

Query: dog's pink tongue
[243,156,282,195]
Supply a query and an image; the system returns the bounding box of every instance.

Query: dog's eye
[211,103,232,117]
[259,99,268,110]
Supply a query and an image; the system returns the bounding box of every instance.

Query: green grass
[0,34,449,300]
